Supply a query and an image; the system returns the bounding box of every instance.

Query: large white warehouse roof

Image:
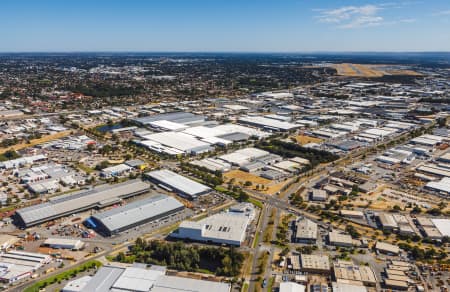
[145,169,210,199]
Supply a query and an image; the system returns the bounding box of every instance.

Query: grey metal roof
[133,112,205,126]
[146,169,210,197]
[125,159,146,167]
[16,180,150,226]
[82,266,124,292]
[75,265,230,292]
[152,275,231,292]
[217,132,250,142]
[112,267,164,292]
[92,194,184,232]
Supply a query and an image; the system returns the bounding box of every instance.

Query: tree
[392,205,402,212]
[0,150,20,161]
[116,252,126,262]
[95,160,110,170]
[87,143,96,151]
[238,190,249,202]
[411,206,422,214]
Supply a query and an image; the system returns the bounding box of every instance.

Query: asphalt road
[248,204,271,292]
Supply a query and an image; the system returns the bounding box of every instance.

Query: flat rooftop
[145,169,210,198]
[174,212,250,245]
[92,194,184,233]
[300,254,330,271]
[75,264,230,292]
[16,180,150,227]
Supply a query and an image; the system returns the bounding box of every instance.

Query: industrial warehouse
[171,205,255,246]
[0,251,52,283]
[131,111,271,155]
[87,194,185,236]
[62,264,231,292]
[14,180,151,227]
[145,169,211,200]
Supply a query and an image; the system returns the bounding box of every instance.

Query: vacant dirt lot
[224,169,292,195]
[294,135,323,145]
[224,169,271,186]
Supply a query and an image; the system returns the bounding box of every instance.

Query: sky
[0,0,449,52]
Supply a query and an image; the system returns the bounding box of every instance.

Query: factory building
[191,158,232,172]
[333,260,377,287]
[0,251,51,283]
[42,238,85,250]
[299,254,331,274]
[332,282,367,292]
[375,241,401,255]
[100,164,133,178]
[238,115,300,131]
[0,154,47,170]
[15,180,150,228]
[141,131,213,155]
[63,264,231,292]
[145,169,211,200]
[279,282,306,292]
[132,111,206,128]
[171,211,251,246]
[310,189,328,201]
[425,177,450,196]
[377,213,398,231]
[293,217,318,244]
[219,147,270,167]
[328,230,353,247]
[88,194,184,236]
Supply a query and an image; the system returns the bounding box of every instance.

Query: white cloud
[316,5,382,27]
[433,10,450,16]
[339,15,384,29]
[315,4,415,29]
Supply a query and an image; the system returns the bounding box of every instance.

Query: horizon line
[0,50,450,54]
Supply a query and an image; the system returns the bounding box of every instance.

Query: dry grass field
[224,169,291,195]
[333,63,384,77]
[224,169,271,186]
[0,130,72,155]
[263,180,289,195]
[388,69,422,76]
[293,135,323,145]
[332,63,421,77]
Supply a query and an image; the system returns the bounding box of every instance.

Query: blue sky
[0,0,449,52]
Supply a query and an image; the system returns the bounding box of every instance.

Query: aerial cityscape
[0,1,450,292]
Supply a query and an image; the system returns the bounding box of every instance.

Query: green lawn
[74,162,94,174]
[215,185,228,193]
[252,232,260,248]
[248,198,263,209]
[267,276,275,291]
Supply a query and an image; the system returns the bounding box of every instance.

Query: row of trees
[256,139,339,168]
[0,150,20,162]
[218,184,249,202]
[397,243,447,261]
[70,83,143,98]
[115,239,244,277]
[179,162,224,187]
[0,131,42,148]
